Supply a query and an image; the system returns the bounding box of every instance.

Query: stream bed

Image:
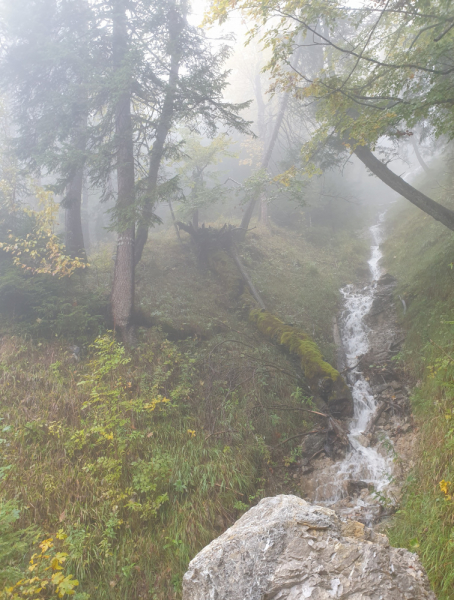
[300,213,414,526]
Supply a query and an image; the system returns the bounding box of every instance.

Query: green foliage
[208,0,454,169]
[0,261,107,343]
[0,195,107,344]
[0,501,38,589]
[0,204,371,598]
[0,329,278,598]
[173,133,235,219]
[0,191,86,277]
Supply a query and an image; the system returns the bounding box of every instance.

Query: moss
[249,309,339,382]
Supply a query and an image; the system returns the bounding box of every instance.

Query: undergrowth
[0,329,316,598]
[384,154,454,599]
[0,216,369,598]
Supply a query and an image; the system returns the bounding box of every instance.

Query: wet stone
[183,495,436,600]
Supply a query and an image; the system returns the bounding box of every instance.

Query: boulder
[183,495,436,600]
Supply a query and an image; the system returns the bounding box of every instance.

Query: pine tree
[0,0,95,257]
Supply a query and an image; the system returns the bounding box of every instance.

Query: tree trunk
[238,92,290,238]
[81,178,91,251]
[64,165,85,258]
[63,112,87,258]
[411,136,431,174]
[111,0,136,345]
[168,199,182,243]
[259,193,269,228]
[134,1,185,266]
[238,46,305,239]
[354,144,454,231]
[192,208,199,230]
[230,246,266,310]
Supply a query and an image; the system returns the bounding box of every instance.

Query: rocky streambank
[289,272,416,527]
[181,248,433,599]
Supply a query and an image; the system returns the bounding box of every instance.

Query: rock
[322,376,354,419]
[346,479,372,495]
[356,433,371,447]
[69,345,80,362]
[379,273,397,286]
[300,431,326,458]
[183,495,436,600]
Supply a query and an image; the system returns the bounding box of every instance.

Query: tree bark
[63,111,87,258]
[64,165,85,258]
[111,0,136,345]
[81,178,91,251]
[134,2,185,265]
[354,144,454,231]
[168,199,182,243]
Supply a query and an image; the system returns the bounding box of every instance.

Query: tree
[1,0,251,343]
[102,0,250,342]
[173,132,235,227]
[109,0,136,345]
[0,0,95,257]
[133,0,186,265]
[208,0,454,231]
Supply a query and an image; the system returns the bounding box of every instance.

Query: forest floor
[0,217,369,599]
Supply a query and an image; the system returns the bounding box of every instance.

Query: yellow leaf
[440,479,451,495]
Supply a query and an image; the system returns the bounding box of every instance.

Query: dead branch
[274,428,327,448]
[266,404,329,418]
[230,246,267,310]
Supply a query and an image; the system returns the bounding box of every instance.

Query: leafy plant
[2,533,86,600]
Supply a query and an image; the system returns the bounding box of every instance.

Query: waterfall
[312,213,392,517]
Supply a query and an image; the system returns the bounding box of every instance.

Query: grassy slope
[383,156,454,598]
[0,221,367,599]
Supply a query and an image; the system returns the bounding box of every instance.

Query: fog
[0,0,452,597]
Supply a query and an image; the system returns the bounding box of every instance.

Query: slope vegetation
[0,220,366,599]
[383,155,454,599]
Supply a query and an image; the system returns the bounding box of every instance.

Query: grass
[0,213,370,599]
[383,153,454,599]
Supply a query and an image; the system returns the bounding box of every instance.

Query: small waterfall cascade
[312,213,392,519]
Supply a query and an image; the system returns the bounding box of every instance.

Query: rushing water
[313,213,392,509]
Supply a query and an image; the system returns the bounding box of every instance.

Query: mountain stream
[304,213,399,525]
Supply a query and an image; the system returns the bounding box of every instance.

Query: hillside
[0,219,368,599]
[383,155,454,599]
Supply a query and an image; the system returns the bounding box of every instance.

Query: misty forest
[0,0,454,598]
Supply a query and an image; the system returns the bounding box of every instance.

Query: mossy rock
[250,309,352,415]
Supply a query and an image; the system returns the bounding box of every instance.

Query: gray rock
[183,495,435,600]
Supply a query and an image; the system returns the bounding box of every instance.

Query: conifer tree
[1,0,251,342]
[0,0,95,257]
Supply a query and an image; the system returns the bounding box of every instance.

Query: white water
[314,213,392,506]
